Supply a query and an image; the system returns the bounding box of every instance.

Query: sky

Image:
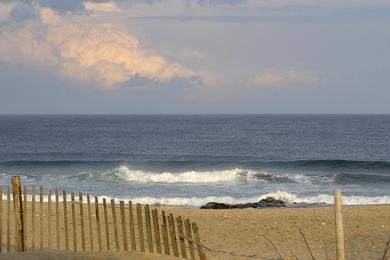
[0,0,389,114]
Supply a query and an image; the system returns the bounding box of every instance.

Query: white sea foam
[114,166,256,183]
[112,165,332,184]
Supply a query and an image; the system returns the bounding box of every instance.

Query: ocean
[0,114,389,206]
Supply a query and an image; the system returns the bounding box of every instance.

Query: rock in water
[200,202,232,209]
[200,197,286,209]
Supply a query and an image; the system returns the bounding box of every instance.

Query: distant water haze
[0,115,389,206]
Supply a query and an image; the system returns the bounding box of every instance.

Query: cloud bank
[0,3,198,88]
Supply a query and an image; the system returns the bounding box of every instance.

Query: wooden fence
[0,176,206,259]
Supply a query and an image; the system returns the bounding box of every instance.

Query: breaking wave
[111,166,333,184]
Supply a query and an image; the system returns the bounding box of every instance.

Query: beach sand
[1,202,389,259]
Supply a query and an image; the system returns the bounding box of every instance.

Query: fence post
[334,189,345,260]
[0,186,2,253]
[11,176,24,251]
[6,186,10,252]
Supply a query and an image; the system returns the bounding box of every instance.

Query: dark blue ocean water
[0,115,389,206]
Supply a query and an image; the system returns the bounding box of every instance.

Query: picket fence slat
[71,192,77,251]
[48,187,52,249]
[136,203,145,252]
[162,210,170,255]
[111,199,120,251]
[103,198,110,250]
[55,189,60,249]
[87,194,94,251]
[39,186,43,250]
[128,201,136,251]
[79,192,86,251]
[120,201,128,251]
[95,196,102,251]
[63,190,69,250]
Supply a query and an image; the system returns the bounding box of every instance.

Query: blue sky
[0,0,389,114]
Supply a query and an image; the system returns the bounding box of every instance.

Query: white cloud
[0,2,16,22]
[254,68,318,88]
[0,5,199,88]
[83,2,122,13]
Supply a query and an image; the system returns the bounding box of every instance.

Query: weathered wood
[31,186,36,250]
[71,192,77,251]
[39,186,43,250]
[152,209,161,254]
[79,192,86,251]
[87,194,94,251]
[111,199,120,251]
[47,187,52,249]
[23,185,27,248]
[6,186,10,252]
[168,213,179,257]
[55,189,60,249]
[334,189,345,260]
[136,203,145,252]
[103,198,110,250]
[120,201,128,251]
[128,201,136,251]
[63,190,69,250]
[184,219,195,260]
[94,196,102,251]
[144,205,153,253]
[162,210,170,255]
[177,216,187,258]
[0,186,2,253]
[192,222,205,260]
[11,176,24,251]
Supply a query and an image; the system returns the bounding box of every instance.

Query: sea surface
[0,115,389,206]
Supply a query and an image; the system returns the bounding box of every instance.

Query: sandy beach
[1,201,390,259]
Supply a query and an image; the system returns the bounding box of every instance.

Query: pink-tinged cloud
[0,6,199,88]
[83,1,122,13]
[254,68,318,88]
[0,2,16,22]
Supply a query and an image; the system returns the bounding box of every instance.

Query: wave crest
[114,166,250,183]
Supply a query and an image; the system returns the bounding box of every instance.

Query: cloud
[0,4,199,88]
[83,2,122,13]
[0,2,16,22]
[254,68,318,88]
